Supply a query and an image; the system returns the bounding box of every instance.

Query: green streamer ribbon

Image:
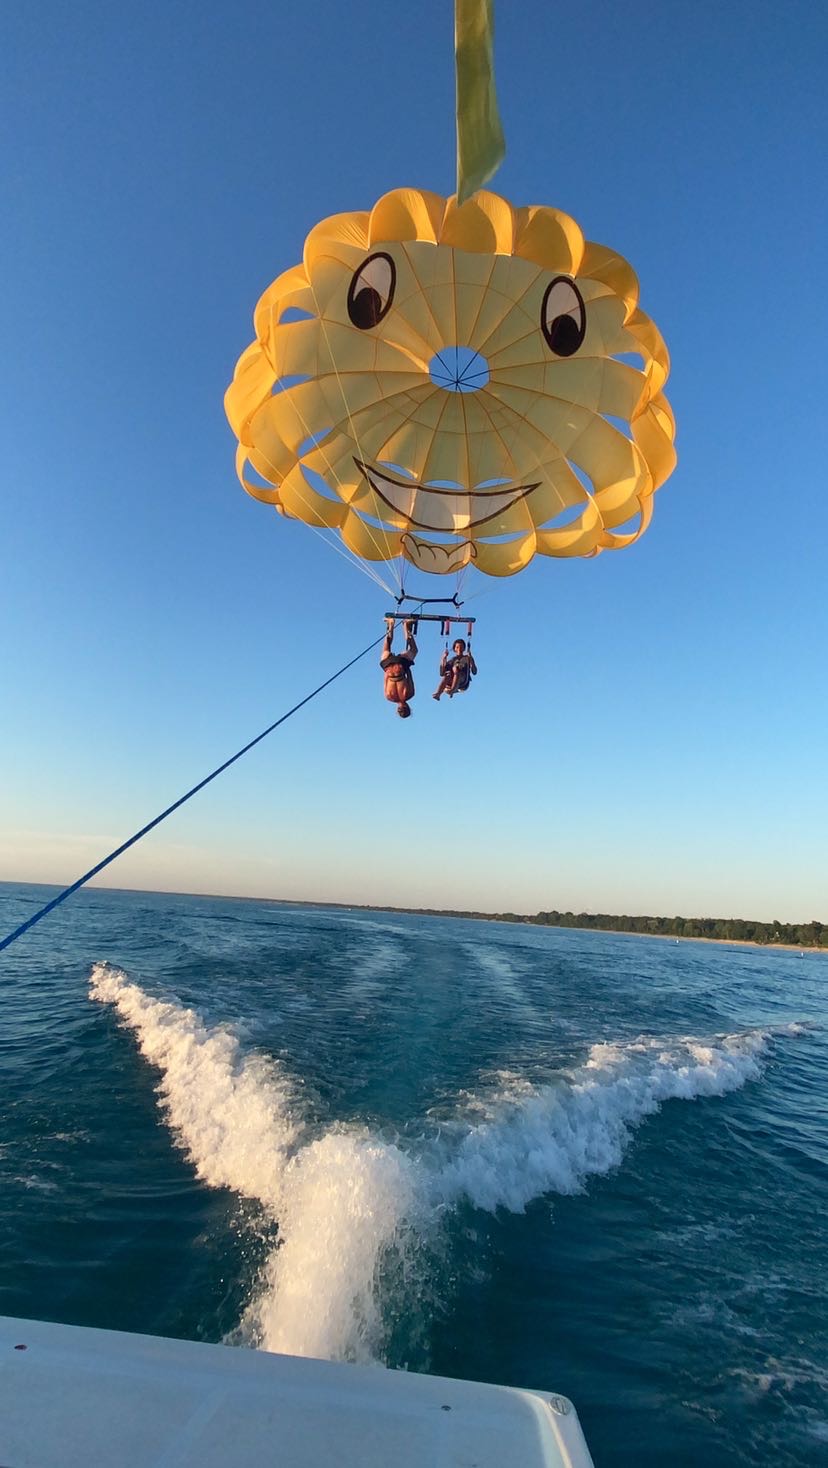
[455,0,506,204]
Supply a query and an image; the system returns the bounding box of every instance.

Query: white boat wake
[89,962,778,1365]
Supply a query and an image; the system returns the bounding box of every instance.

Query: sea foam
[90,962,417,1362]
[90,961,774,1364]
[429,1032,766,1213]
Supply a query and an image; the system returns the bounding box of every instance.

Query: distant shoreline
[368,910,828,954]
[2,879,826,954]
[576,927,828,956]
[332,905,828,954]
[371,911,828,954]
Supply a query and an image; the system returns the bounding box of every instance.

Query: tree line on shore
[398,908,827,948]
[494,911,827,947]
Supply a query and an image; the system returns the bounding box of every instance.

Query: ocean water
[1,882,826,1465]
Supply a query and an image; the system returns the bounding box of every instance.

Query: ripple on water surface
[1,883,826,1467]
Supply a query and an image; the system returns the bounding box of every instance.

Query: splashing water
[89,961,774,1365]
[89,962,417,1362]
[429,1033,766,1214]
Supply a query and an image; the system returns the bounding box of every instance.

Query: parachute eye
[541,276,586,357]
[347,252,396,330]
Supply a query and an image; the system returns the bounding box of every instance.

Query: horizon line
[1,877,824,931]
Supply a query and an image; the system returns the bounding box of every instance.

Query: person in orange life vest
[433,638,477,700]
[380,618,418,717]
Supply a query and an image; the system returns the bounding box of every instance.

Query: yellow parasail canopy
[225,188,676,578]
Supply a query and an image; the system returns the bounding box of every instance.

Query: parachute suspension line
[281,414,396,598]
[307,279,403,593]
[453,552,471,607]
[288,481,394,597]
[0,632,386,956]
[300,515,394,597]
[255,330,396,597]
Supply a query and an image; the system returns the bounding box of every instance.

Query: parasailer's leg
[433,645,452,700]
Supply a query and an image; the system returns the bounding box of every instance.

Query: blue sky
[2,0,826,920]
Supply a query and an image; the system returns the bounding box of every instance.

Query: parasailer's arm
[402,619,417,662]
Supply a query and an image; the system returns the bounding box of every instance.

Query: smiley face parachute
[225,187,676,584]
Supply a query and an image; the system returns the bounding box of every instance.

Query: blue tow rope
[0,632,385,955]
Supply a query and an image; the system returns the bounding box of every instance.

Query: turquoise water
[1,882,826,1465]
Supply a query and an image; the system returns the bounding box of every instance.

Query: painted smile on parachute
[354,459,541,533]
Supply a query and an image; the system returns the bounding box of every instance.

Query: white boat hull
[0,1314,593,1467]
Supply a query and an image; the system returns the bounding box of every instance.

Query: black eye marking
[347,252,396,330]
[541,276,586,357]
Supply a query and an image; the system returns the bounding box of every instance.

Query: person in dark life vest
[433,638,477,700]
[380,618,418,717]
